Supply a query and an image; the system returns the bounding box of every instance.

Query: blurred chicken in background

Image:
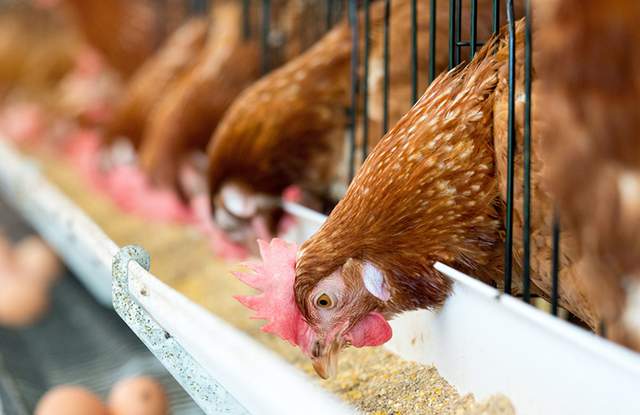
[104,16,210,153]
[0,3,81,147]
[537,0,640,348]
[137,0,320,197]
[137,1,262,194]
[0,3,77,99]
[61,0,174,79]
[492,19,600,331]
[206,0,513,250]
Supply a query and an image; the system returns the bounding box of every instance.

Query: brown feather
[105,16,209,148]
[295,38,502,317]
[206,0,516,233]
[139,2,262,189]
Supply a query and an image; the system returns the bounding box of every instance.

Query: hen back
[105,16,209,148]
[0,4,78,100]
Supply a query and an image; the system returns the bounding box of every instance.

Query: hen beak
[311,340,341,379]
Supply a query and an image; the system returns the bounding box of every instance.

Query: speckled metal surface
[112,245,249,415]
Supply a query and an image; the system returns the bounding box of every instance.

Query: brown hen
[62,0,177,78]
[291,39,502,378]
[206,0,504,247]
[137,1,262,192]
[105,16,209,148]
[137,0,317,194]
[537,0,640,347]
[0,4,78,99]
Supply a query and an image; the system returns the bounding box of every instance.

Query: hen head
[294,252,393,379]
[213,180,283,249]
[235,239,392,379]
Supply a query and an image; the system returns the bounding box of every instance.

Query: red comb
[234,238,310,347]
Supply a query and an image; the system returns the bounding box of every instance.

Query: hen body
[105,16,209,148]
[137,1,262,190]
[0,4,78,100]
[62,0,181,78]
[138,0,316,192]
[206,0,505,244]
[289,40,502,377]
[537,0,640,347]
[296,40,501,318]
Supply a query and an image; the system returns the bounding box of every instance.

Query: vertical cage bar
[550,213,560,315]
[503,0,516,295]
[492,0,500,35]
[522,0,532,303]
[335,0,346,22]
[470,0,478,58]
[411,0,418,104]
[326,0,334,30]
[348,0,359,182]
[189,0,208,15]
[154,0,168,50]
[448,0,456,69]
[599,321,607,338]
[455,0,462,65]
[242,0,251,40]
[362,0,371,161]
[382,0,391,134]
[261,0,271,74]
[428,0,437,83]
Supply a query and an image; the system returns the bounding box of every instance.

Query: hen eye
[315,293,334,309]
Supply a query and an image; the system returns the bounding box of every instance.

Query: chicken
[536,0,640,347]
[104,16,209,149]
[236,38,502,378]
[205,17,351,247]
[492,19,600,330]
[0,4,78,99]
[137,1,262,193]
[206,0,504,249]
[61,0,174,78]
[137,0,317,195]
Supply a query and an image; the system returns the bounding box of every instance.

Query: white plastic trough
[282,188,640,415]
[2,138,640,415]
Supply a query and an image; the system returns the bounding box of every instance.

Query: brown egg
[14,236,62,285]
[0,273,49,327]
[35,385,109,415]
[108,376,169,415]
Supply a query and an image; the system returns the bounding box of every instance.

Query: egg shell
[108,376,169,415]
[14,236,62,285]
[0,273,49,327]
[35,385,109,415]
